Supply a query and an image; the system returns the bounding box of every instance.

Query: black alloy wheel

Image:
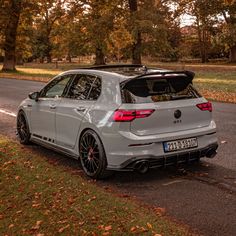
[79,130,112,179]
[17,111,31,144]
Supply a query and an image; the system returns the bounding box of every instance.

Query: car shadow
[27,143,213,184]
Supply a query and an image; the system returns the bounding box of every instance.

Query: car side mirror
[28,92,39,101]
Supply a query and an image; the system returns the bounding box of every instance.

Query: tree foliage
[1,0,236,70]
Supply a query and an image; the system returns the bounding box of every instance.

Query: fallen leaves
[154,207,166,216]
[130,225,149,233]
[67,197,76,205]
[32,203,41,208]
[104,225,112,231]
[200,89,236,103]
[46,178,53,184]
[87,196,97,202]
[97,224,113,235]
[31,221,42,230]
[3,160,16,167]
[58,224,70,233]
[8,224,14,229]
[147,222,152,229]
[0,137,190,236]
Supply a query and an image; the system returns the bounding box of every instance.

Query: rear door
[55,74,102,149]
[120,74,212,136]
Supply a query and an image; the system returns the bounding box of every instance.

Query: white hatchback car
[17,65,218,178]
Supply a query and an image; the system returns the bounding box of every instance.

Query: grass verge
[0,62,235,103]
[0,136,194,236]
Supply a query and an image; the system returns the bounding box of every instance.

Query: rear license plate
[163,138,198,153]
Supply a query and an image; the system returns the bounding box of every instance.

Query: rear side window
[66,74,101,100]
[121,77,201,104]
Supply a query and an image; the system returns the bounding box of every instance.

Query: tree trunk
[129,0,142,64]
[45,41,52,63]
[66,53,72,63]
[229,45,236,62]
[2,0,22,71]
[94,47,105,65]
[16,54,24,65]
[46,54,52,63]
[131,31,142,64]
[201,29,208,63]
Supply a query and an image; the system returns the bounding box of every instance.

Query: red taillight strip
[113,110,136,122]
[113,109,155,122]
[196,102,212,112]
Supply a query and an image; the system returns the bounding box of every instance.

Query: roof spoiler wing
[120,70,195,88]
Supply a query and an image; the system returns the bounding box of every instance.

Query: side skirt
[30,137,79,160]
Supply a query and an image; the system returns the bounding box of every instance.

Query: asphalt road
[0,78,236,235]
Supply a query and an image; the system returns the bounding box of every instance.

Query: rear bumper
[104,122,218,170]
[119,143,218,171]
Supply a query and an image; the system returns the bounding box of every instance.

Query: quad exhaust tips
[134,161,149,174]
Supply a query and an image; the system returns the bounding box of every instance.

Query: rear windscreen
[121,77,201,104]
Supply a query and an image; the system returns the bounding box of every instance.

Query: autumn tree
[128,0,142,64]
[81,0,123,65]
[51,2,90,62]
[174,0,236,62]
[193,0,218,63]
[33,0,66,63]
[216,0,236,62]
[108,18,133,62]
[0,0,8,60]
[1,0,22,71]
[15,1,39,64]
[173,0,218,63]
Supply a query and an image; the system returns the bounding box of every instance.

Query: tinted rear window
[121,77,201,104]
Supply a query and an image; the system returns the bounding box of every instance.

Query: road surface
[0,78,236,235]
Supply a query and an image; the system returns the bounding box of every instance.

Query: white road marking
[0,109,17,117]
[162,180,184,186]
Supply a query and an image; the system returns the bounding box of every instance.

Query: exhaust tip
[134,161,149,174]
[206,149,217,158]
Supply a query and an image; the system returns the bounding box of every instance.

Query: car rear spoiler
[120,70,195,88]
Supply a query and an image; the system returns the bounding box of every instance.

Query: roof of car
[58,64,194,83]
[61,69,128,81]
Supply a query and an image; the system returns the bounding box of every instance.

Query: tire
[16,111,31,145]
[79,129,113,179]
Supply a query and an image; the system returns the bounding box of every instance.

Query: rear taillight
[113,109,155,122]
[196,102,212,112]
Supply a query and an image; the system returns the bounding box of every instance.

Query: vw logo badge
[174,110,182,119]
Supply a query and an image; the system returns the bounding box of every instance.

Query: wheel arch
[78,127,108,165]
[17,109,31,132]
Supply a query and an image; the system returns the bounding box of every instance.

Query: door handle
[50,104,57,109]
[76,107,86,112]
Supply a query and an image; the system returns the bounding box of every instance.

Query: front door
[30,75,73,142]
